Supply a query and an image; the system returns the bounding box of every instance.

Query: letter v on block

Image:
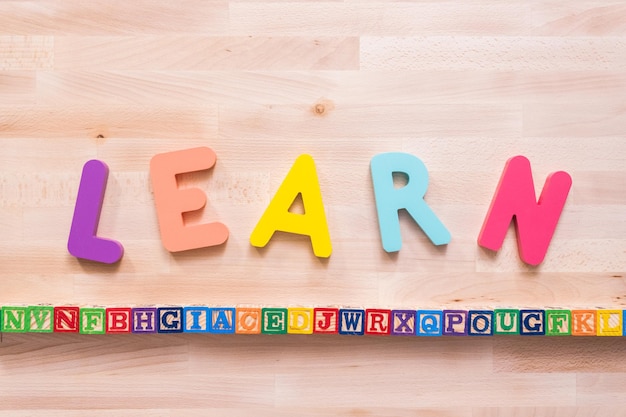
[67,160,124,264]
[478,156,572,266]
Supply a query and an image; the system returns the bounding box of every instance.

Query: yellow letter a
[250,154,332,258]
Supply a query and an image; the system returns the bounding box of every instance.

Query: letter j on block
[67,160,124,264]
[150,147,229,252]
[370,153,450,252]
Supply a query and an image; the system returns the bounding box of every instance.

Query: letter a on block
[478,155,572,266]
[150,147,229,252]
[250,154,331,257]
[67,160,124,264]
[370,152,450,252]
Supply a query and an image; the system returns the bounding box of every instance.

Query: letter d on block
[150,147,228,252]
[68,160,124,264]
[370,153,450,252]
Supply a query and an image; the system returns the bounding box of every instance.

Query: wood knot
[311,99,334,117]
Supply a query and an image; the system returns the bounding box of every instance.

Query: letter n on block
[106,308,132,334]
[184,307,210,333]
[339,309,364,335]
[391,310,416,336]
[597,310,623,336]
[365,309,391,336]
[313,308,338,334]
[132,308,157,334]
[54,306,80,333]
[468,310,493,336]
[2,307,28,333]
[478,156,572,266]
[520,310,545,336]
[416,310,442,336]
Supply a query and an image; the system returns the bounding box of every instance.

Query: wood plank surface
[0,0,625,415]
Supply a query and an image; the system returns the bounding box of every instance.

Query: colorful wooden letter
[184,306,210,333]
[106,308,132,333]
[54,306,80,333]
[416,310,443,336]
[132,307,158,333]
[80,308,106,334]
[545,309,571,336]
[287,308,314,334]
[2,306,28,333]
[67,160,124,264]
[262,308,288,334]
[209,308,235,334]
[443,310,468,336]
[597,310,623,336]
[150,147,229,252]
[370,152,450,252]
[493,309,520,335]
[520,309,545,335]
[158,307,184,333]
[478,155,572,266]
[571,310,596,336]
[391,310,416,336]
[365,309,391,335]
[27,306,54,333]
[468,310,494,336]
[313,308,339,334]
[339,309,365,335]
[236,307,261,334]
[250,154,332,257]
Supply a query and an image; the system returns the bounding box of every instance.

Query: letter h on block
[132,308,158,334]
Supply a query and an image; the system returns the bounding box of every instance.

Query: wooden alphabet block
[571,310,596,336]
[80,308,106,334]
[415,310,443,336]
[262,308,287,334]
[209,307,235,334]
[597,310,623,336]
[158,307,184,333]
[520,309,545,335]
[27,306,54,333]
[287,308,314,334]
[2,306,28,333]
[442,310,468,336]
[493,309,520,335]
[54,306,80,333]
[468,310,493,336]
[364,309,391,335]
[132,307,158,333]
[545,309,571,336]
[338,309,365,335]
[390,310,416,336]
[313,308,339,334]
[184,306,210,333]
[235,307,261,334]
[106,308,132,333]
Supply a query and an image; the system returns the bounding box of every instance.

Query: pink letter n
[478,156,572,266]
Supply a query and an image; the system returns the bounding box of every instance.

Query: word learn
[67,148,572,266]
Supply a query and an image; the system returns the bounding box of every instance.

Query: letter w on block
[478,156,572,266]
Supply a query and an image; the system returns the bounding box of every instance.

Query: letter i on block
[2,307,28,333]
[288,308,314,334]
[80,308,106,334]
[27,306,54,332]
[236,307,261,334]
[184,306,210,333]
[365,309,391,335]
[150,147,229,252]
[597,310,623,336]
[106,308,132,333]
[370,153,450,252]
[67,160,124,264]
[478,156,572,266]
[250,154,332,258]
[54,306,80,333]
[313,308,339,334]
[545,310,571,336]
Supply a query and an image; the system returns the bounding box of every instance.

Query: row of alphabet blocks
[0,306,624,336]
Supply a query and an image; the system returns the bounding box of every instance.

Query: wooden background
[1,0,625,415]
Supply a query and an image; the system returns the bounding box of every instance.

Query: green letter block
[493,309,520,335]
[546,309,571,336]
[80,308,106,334]
[261,308,287,334]
[2,306,28,332]
[28,306,54,332]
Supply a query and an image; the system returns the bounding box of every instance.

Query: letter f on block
[478,156,572,266]
[370,152,450,252]
[67,160,124,264]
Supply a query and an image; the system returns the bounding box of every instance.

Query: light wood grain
[0,0,625,415]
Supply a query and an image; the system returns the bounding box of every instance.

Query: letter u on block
[370,152,450,252]
[150,147,228,252]
[478,155,572,266]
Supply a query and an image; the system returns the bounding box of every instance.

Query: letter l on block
[478,155,572,266]
[150,147,229,252]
